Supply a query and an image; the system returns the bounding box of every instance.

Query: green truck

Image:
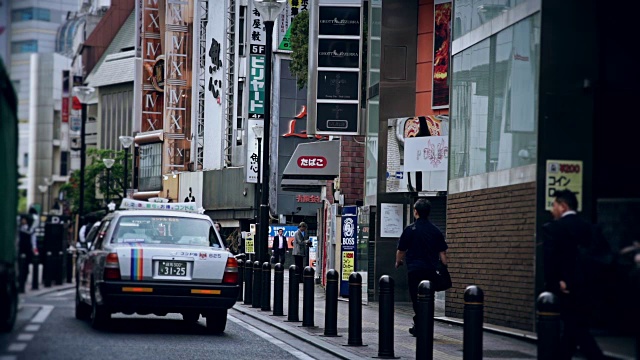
[0,57,19,332]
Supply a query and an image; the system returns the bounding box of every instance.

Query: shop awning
[281,140,340,191]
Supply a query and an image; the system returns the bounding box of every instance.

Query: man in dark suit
[543,189,604,360]
[271,228,288,266]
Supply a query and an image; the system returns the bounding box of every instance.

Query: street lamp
[252,125,264,222]
[72,85,95,217]
[38,184,48,214]
[102,158,115,208]
[253,0,286,264]
[119,135,134,200]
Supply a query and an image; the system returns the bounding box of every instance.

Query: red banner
[432,1,451,109]
[62,97,69,123]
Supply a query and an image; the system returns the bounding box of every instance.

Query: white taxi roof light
[119,198,199,213]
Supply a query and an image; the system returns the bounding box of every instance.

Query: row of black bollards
[234,259,570,359]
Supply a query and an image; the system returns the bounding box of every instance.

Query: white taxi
[75,200,239,333]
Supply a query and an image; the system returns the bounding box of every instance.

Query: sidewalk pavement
[18,263,75,300]
[232,270,636,360]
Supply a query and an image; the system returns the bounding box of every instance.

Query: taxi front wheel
[205,309,227,334]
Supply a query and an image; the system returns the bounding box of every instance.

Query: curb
[20,283,75,300]
[231,304,368,360]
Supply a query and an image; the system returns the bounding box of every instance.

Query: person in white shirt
[271,228,289,266]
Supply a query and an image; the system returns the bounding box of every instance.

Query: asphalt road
[0,287,332,360]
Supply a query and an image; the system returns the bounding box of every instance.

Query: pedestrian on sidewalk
[293,222,310,283]
[543,189,605,360]
[272,228,289,266]
[18,216,34,287]
[395,199,448,336]
[28,206,39,256]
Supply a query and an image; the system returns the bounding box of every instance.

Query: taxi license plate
[158,261,187,276]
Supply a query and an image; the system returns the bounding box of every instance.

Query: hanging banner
[246,118,263,183]
[432,0,451,109]
[340,205,357,296]
[249,1,267,119]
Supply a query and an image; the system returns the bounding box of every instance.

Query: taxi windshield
[110,216,222,248]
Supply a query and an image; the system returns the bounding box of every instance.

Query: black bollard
[31,254,39,290]
[302,266,315,327]
[273,263,284,316]
[287,265,300,322]
[18,253,27,293]
[347,272,364,346]
[378,275,396,358]
[463,285,484,360]
[244,259,253,305]
[252,261,262,308]
[43,251,52,288]
[56,250,64,285]
[323,269,339,336]
[536,292,561,360]
[66,249,73,283]
[261,262,271,311]
[237,259,244,302]
[416,280,434,360]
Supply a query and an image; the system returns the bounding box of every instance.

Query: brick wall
[445,182,536,331]
[339,136,365,205]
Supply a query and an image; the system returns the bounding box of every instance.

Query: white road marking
[49,289,75,297]
[228,315,316,360]
[17,333,34,341]
[31,305,54,323]
[7,343,27,352]
[24,324,40,332]
[0,355,18,360]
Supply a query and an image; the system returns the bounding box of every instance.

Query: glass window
[12,7,51,22]
[11,40,38,54]
[450,14,539,179]
[239,6,247,57]
[139,143,163,191]
[453,0,528,40]
[111,216,222,248]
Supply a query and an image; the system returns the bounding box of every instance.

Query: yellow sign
[245,234,255,254]
[341,251,355,281]
[545,160,583,211]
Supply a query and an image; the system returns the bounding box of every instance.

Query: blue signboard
[340,206,358,296]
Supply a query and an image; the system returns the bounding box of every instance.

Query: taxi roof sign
[120,199,202,213]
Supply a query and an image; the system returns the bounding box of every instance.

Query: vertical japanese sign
[62,70,69,123]
[163,0,193,173]
[140,0,164,134]
[277,0,309,51]
[314,4,362,135]
[432,0,451,109]
[340,205,357,296]
[246,118,263,183]
[545,160,583,211]
[204,0,225,170]
[249,2,266,119]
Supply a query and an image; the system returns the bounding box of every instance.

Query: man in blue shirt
[395,199,448,335]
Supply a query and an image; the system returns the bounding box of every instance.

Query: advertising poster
[380,203,403,238]
[386,116,449,193]
[246,118,263,183]
[309,236,318,268]
[245,233,255,254]
[277,0,308,51]
[432,0,451,109]
[545,160,583,211]
[266,225,298,249]
[340,205,357,296]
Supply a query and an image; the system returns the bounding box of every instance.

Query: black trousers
[294,255,304,283]
[273,248,286,266]
[408,268,438,325]
[559,293,604,360]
